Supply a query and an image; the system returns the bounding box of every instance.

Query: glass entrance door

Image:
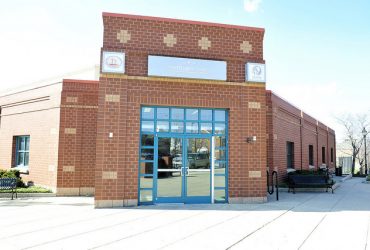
[185,138,211,203]
[155,136,211,203]
[156,137,183,202]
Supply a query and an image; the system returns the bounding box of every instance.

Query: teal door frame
[154,134,212,204]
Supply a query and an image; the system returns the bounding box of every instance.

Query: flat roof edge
[102,12,265,33]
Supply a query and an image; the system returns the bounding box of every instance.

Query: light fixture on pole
[362,128,368,175]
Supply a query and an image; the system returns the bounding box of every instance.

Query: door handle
[181,167,189,176]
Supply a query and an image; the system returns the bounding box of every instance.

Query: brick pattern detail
[66,97,78,103]
[105,94,120,102]
[240,41,253,53]
[64,128,76,134]
[249,171,262,178]
[102,13,265,83]
[266,91,336,183]
[163,34,177,47]
[116,30,131,44]
[57,79,99,193]
[63,165,75,172]
[248,102,261,109]
[102,171,117,179]
[198,37,211,50]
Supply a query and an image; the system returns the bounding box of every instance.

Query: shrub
[366,175,370,181]
[0,169,26,187]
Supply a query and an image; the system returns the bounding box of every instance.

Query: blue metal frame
[155,134,212,204]
[138,106,228,205]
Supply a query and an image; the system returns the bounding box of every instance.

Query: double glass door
[156,136,211,203]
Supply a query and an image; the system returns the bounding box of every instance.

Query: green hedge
[0,169,26,187]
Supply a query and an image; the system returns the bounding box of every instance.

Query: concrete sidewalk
[0,177,369,250]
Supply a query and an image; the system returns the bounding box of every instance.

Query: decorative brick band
[56,187,94,196]
[100,74,266,88]
[56,188,80,196]
[64,128,76,134]
[248,102,261,109]
[105,94,120,102]
[66,96,78,103]
[95,199,138,208]
[229,196,267,204]
[80,187,95,196]
[63,165,75,172]
[102,171,117,179]
[61,105,98,109]
[249,170,262,178]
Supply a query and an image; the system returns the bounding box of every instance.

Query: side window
[15,136,30,168]
[286,141,294,169]
[330,148,334,163]
[309,145,314,166]
[322,147,326,164]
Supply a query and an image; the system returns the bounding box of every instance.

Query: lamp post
[362,128,368,175]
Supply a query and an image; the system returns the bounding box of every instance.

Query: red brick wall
[0,83,62,190]
[96,13,267,206]
[56,79,98,195]
[266,91,336,182]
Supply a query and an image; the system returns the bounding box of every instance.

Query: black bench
[0,178,17,199]
[288,175,334,194]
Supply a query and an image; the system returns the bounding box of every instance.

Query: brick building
[0,13,335,207]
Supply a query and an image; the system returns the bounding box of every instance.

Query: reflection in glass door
[186,138,211,199]
[155,136,212,203]
[156,137,183,201]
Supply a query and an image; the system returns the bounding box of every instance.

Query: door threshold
[155,203,185,206]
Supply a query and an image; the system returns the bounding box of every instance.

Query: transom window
[141,107,227,135]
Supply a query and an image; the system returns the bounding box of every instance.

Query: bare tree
[337,114,367,175]
[357,115,370,174]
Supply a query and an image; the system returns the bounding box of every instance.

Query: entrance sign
[102,51,125,73]
[148,55,227,81]
[246,63,266,82]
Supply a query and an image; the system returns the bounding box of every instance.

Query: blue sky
[1,0,370,139]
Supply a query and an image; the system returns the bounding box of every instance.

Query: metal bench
[0,178,17,199]
[288,175,334,194]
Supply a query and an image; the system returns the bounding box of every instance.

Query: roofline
[63,79,99,84]
[266,89,335,132]
[102,12,265,33]
[0,81,62,98]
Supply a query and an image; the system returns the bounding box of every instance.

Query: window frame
[15,135,30,168]
[330,147,334,163]
[286,141,294,169]
[322,147,326,164]
[309,145,314,166]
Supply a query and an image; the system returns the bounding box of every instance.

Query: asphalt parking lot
[0,177,369,250]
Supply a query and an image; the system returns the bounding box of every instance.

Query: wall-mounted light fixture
[246,136,257,143]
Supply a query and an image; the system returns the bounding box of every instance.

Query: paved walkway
[0,178,369,250]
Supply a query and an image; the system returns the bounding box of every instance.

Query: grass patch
[0,186,52,193]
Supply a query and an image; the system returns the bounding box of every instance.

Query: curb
[0,193,56,198]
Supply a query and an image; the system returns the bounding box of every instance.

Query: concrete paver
[0,178,369,250]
